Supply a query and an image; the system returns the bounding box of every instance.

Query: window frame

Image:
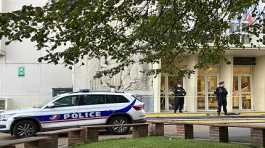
[52,95,79,108]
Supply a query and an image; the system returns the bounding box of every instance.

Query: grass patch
[72,137,251,148]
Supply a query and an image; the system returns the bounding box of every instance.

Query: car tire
[12,120,38,138]
[108,116,130,135]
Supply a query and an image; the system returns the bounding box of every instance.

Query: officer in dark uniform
[214,81,228,116]
[174,83,186,113]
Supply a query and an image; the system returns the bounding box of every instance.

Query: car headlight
[0,114,13,121]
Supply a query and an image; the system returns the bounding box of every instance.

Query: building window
[229,22,240,33]
[229,21,251,45]
[242,34,250,44]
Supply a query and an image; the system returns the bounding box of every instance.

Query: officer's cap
[218,81,224,85]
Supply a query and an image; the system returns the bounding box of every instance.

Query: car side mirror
[46,103,55,108]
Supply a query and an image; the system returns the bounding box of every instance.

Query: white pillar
[220,56,233,112]
[164,74,169,111]
[253,56,265,111]
[152,62,161,113]
[183,56,198,112]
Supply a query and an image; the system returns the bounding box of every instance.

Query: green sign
[18,66,25,77]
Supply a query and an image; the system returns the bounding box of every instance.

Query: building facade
[0,0,73,110]
[1,0,265,114]
[155,54,265,113]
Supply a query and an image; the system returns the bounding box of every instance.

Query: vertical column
[209,126,229,142]
[86,128,99,143]
[164,74,169,111]
[253,56,265,111]
[132,124,149,138]
[176,124,194,139]
[150,123,164,136]
[251,128,265,147]
[68,130,84,145]
[68,130,81,145]
[220,56,233,112]
[153,61,161,113]
[183,56,198,112]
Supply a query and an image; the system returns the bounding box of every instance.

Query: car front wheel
[108,116,130,135]
[12,120,38,138]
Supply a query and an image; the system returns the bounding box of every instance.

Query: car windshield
[33,95,61,108]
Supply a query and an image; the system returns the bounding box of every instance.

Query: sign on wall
[18,66,25,77]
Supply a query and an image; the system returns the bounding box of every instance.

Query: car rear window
[105,95,129,104]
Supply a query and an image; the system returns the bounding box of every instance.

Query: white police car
[0,90,145,137]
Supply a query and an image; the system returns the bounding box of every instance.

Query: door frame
[233,74,253,111]
[205,75,219,111]
[197,74,219,111]
[160,74,184,111]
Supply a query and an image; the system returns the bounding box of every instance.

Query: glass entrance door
[208,76,218,110]
[197,75,218,111]
[233,75,252,110]
[160,74,183,111]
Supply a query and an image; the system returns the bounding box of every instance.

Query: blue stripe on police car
[34,99,136,123]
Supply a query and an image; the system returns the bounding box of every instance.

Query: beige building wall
[253,56,265,111]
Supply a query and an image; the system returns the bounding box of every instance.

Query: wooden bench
[38,127,86,146]
[82,123,149,143]
[149,121,195,139]
[149,120,265,147]
[37,123,149,145]
[209,123,265,147]
[0,137,54,148]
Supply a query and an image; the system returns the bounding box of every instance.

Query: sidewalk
[145,112,265,118]
[145,112,265,124]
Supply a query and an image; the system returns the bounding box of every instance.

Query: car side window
[78,95,106,105]
[53,95,78,107]
[106,95,129,104]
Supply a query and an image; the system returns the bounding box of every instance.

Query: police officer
[174,83,186,113]
[215,81,228,116]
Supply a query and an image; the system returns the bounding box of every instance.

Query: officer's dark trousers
[217,99,227,114]
[174,97,184,113]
